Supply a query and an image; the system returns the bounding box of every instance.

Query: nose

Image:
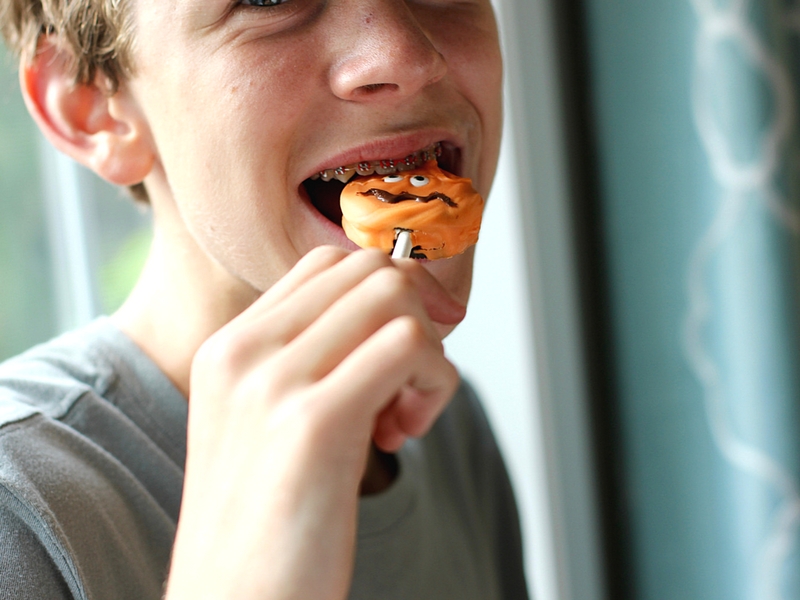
[328,1,447,102]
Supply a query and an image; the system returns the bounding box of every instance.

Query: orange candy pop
[340,161,484,260]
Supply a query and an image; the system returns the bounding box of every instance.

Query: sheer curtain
[581,0,800,598]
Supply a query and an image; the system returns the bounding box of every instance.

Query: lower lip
[297,185,361,249]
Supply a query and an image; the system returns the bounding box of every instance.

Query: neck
[112,226,259,398]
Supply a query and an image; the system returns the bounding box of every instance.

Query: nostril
[354,83,399,97]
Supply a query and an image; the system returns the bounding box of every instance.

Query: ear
[20,36,155,187]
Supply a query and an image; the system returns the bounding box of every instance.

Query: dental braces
[311,143,442,183]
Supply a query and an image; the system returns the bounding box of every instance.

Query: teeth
[356,162,374,176]
[334,169,356,183]
[396,154,418,172]
[375,159,396,175]
[311,143,440,182]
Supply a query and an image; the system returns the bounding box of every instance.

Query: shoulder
[0,320,185,600]
[411,378,518,531]
[422,378,530,598]
[0,493,74,599]
[426,378,502,470]
[0,413,175,600]
[0,317,187,471]
[0,319,130,503]
[0,319,123,426]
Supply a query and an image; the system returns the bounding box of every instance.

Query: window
[0,45,151,361]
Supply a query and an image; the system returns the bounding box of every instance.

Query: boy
[0,0,528,598]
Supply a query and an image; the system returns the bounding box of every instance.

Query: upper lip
[302,130,463,181]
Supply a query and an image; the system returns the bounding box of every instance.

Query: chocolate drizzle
[358,189,458,207]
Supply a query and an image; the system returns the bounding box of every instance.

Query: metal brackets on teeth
[311,144,442,183]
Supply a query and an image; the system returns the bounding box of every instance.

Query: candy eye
[410,175,429,187]
[383,175,403,183]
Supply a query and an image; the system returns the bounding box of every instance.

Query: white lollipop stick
[392,230,413,259]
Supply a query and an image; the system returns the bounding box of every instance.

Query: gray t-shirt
[0,318,529,599]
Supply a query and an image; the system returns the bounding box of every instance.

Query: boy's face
[125,0,503,305]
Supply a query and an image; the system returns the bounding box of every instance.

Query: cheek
[460,46,503,145]
[136,37,318,180]
[434,9,503,101]
[436,26,504,192]
[221,47,318,132]
[130,54,311,282]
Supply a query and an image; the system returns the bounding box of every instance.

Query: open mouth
[302,142,461,227]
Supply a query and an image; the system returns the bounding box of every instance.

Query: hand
[164,246,465,600]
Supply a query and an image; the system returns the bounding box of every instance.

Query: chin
[424,247,475,306]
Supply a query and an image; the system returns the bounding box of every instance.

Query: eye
[239,0,285,6]
[231,0,306,25]
[410,175,429,187]
[383,175,403,183]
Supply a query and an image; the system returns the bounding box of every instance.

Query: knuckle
[370,265,414,299]
[193,332,227,370]
[390,315,429,348]
[193,327,255,375]
[295,397,334,443]
[442,359,461,393]
[348,247,393,274]
[260,352,303,392]
[358,247,393,266]
[402,406,430,438]
[284,388,362,449]
[306,244,349,264]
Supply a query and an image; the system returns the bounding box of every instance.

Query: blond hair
[1,0,148,201]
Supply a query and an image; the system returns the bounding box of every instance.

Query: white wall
[444,115,551,599]
[445,2,607,600]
